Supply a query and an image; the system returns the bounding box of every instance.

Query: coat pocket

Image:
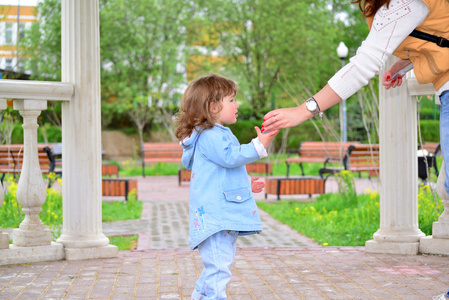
[223,188,251,203]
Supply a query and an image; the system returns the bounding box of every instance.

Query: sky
[0,0,38,6]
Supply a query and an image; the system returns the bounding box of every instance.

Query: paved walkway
[1,176,449,300]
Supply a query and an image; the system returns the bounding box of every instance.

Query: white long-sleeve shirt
[328,0,449,98]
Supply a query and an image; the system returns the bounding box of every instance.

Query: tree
[21,0,62,127]
[198,0,341,118]
[100,0,196,146]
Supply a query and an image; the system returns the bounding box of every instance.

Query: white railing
[0,80,73,263]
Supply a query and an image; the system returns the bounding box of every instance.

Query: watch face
[307,100,317,111]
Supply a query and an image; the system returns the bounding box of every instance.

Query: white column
[365,57,425,255]
[0,98,9,249]
[57,0,117,260]
[12,100,51,247]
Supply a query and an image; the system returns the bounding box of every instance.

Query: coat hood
[181,128,201,170]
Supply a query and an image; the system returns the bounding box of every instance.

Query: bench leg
[125,181,129,201]
[286,163,290,178]
[276,179,281,201]
[299,163,305,176]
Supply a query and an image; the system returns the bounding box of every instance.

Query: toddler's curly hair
[175,74,237,142]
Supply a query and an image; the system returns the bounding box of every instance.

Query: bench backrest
[298,141,358,159]
[143,142,183,160]
[0,144,55,173]
[346,144,379,168]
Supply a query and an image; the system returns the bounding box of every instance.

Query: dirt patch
[102,130,139,161]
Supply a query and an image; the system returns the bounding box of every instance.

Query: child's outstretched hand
[251,177,265,193]
[255,126,279,149]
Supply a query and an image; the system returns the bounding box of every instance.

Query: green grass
[258,184,442,246]
[102,199,143,222]
[118,158,181,177]
[108,234,138,251]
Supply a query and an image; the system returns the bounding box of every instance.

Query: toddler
[175,73,278,300]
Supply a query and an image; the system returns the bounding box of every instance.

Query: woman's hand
[251,177,265,193]
[261,106,304,132]
[382,69,404,90]
[382,59,411,90]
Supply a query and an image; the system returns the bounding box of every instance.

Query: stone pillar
[420,161,449,255]
[56,0,117,260]
[0,98,9,249]
[12,100,52,247]
[365,57,425,255]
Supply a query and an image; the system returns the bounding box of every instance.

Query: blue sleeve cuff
[252,137,268,159]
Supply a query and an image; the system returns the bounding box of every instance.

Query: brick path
[1,176,449,300]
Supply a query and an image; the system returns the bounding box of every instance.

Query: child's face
[211,94,239,125]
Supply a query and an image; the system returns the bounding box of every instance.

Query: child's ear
[209,102,219,114]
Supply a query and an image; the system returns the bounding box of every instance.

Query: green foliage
[21,0,62,81]
[335,170,357,204]
[38,124,62,143]
[419,120,440,142]
[202,0,344,117]
[258,185,442,246]
[420,107,440,120]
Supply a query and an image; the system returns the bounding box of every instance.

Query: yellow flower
[323,243,329,246]
[295,207,299,212]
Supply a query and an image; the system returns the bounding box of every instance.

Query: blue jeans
[440,90,449,194]
[191,230,238,300]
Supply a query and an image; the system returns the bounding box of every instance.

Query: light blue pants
[191,230,238,300]
[440,90,449,194]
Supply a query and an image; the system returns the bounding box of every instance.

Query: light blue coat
[181,124,263,250]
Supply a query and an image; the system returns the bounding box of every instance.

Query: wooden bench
[0,144,58,184]
[178,161,273,185]
[49,143,119,177]
[141,142,183,177]
[345,144,380,178]
[286,141,358,177]
[265,176,325,200]
[102,164,119,177]
[102,178,138,201]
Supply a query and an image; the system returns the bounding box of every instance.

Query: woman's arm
[262,0,429,131]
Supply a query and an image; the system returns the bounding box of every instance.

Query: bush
[419,120,440,142]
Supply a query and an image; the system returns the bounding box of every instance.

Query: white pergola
[0,0,448,265]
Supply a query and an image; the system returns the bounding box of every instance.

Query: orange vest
[368,0,449,90]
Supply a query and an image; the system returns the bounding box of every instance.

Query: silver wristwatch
[305,97,323,119]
